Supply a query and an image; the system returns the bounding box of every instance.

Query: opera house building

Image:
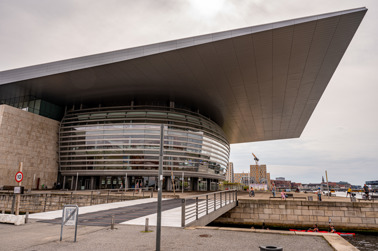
[0,8,366,191]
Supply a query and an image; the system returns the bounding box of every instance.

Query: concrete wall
[0,105,59,190]
[214,199,378,231]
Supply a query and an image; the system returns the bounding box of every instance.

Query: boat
[289,229,355,237]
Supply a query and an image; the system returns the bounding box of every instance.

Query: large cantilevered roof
[0,7,367,144]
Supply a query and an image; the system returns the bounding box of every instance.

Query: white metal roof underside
[0,7,367,144]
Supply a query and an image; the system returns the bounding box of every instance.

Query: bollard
[145,218,149,232]
[25,211,29,224]
[111,215,115,230]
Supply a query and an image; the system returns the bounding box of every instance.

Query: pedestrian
[249,186,255,197]
[272,184,276,197]
[317,188,322,201]
[307,224,319,232]
[346,186,352,197]
[281,190,286,200]
[135,182,139,193]
[363,184,370,200]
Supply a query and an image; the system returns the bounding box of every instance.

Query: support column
[191,178,198,191]
[70,176,74,190]
[126,176,131,189]
[166,176,172,191]
[90,177,95,190]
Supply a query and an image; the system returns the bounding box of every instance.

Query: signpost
[15,162,23,215]
[60,204,79,242]
[15,171,23,183]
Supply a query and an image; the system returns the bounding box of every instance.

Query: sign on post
[14,186,24,194]
[15,171,23,183]
[60,205,79,242]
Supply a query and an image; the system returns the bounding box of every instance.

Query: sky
[0,0,377,185]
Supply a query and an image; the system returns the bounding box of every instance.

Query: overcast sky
[1,0,377,185]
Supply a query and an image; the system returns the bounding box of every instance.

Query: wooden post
[15,162,23,215]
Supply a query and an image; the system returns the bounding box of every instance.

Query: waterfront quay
[0,219,353,251]
[216,191,378,232]
[1,190,371,250]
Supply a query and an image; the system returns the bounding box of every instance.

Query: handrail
[181,189,237,227]
[183,189,236,200]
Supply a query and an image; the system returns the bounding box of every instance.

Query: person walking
[249,186,255,197]
[271,184,276,197]
[281,190,286,200]
[317,188,322,201]
[363,184,370,200]
[135,182,139,194]
[346,186,352,197]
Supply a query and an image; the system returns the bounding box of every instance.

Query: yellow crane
[252,153,259,166]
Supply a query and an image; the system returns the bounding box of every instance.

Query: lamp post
[156,124,164,251]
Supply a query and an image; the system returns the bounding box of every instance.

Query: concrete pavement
[0,221,338,251]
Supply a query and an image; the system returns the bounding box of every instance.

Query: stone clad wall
[0,105,59,189]
[214,199,378,231]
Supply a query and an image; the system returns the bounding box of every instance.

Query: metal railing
[181,189,237,227]
[0,187,154,214]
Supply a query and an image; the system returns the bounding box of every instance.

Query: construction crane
[252,153,259,166]
[252,153,267,186]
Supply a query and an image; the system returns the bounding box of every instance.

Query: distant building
[336,181,351,189]
[234,173,249,185]
[225,162,235,183]
[305,183,322,190]
[250,165,270,184]
[366,180,378,190]
[291,182,302,190]
[272,178,291,191]
[276,177,286,181]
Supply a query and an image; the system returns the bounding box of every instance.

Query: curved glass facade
[59,106,229,178]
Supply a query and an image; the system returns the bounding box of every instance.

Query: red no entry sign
[15,171,23,182]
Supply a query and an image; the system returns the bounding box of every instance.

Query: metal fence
[181,189,237,227]
[0,188,153,214]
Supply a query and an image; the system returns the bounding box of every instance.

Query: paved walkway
[36,199,184,227]
[30,197,232,228]
[30,198,186,227]
[0,223,340,251]
[29,198,162,220]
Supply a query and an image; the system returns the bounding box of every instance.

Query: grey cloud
[1,0,377,185]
